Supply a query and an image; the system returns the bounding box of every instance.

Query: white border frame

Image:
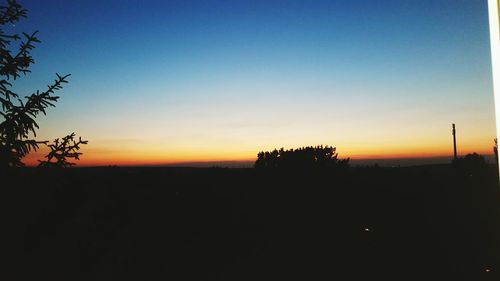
[488,0,500,176]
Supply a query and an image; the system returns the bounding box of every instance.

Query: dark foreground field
[4,165,500,281]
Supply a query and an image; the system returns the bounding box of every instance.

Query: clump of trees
[255,145,349,170]
[0,0,86,169]
[452,152,487,176]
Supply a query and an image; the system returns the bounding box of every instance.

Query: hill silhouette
[4,162,500,281]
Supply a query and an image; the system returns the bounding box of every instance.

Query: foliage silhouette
[452,152,487,176]
[0,0,86,169]
[494,138,498,165]
[38,133,88,167]
[255,145,349,170]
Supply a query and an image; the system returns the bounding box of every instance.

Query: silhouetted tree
[0,0,86,169]
[494,138,498,165]
[255,145,350,170]
[452,152,487,176]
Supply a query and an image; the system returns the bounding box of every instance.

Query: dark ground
[4,164,500,281]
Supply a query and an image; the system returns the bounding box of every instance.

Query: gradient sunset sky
[14,0,497,166]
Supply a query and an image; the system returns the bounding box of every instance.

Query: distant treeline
[452,152,488,176]
[255,145,349,170]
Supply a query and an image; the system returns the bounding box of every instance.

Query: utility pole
[452,123,457,160]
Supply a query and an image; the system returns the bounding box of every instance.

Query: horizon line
[62,154,496,168]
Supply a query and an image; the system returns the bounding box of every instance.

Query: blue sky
[12,0,496,165]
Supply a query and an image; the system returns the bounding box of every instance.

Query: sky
[10,0,497,166]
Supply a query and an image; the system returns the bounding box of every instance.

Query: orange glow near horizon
[22,135,495,167]
[10,0,497,169]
